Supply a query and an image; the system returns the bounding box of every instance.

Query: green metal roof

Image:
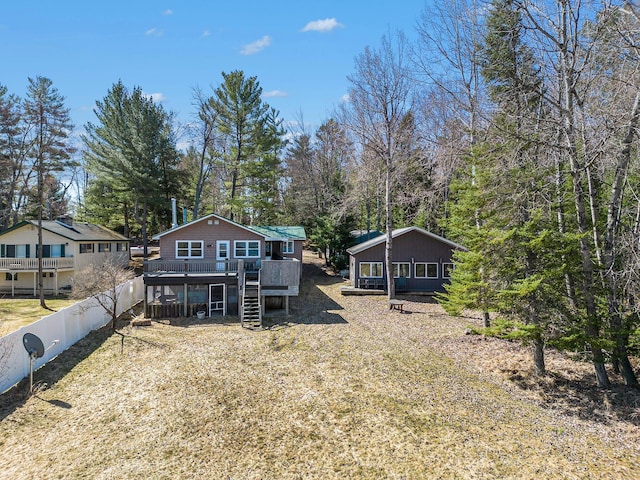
[249,225,307,241]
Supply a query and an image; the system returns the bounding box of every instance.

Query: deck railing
[260,259,300,288]
[144,259,240,274]
[0,257,75,270]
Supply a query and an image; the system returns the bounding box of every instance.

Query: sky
[0,0,428,146]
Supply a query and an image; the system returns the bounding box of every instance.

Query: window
[359,262,383,278]
[176,240,204,259]
[98,242,111,253]
[80,243,94,254]
[283,241,295,254]
[415,262,438,279]
[442,263,455,279]
[234,240,260,258]
[5,273,17,281]
[37,244,64,258]
[116,242,128,252]
[1,244,29,258]
[393,263,411,278]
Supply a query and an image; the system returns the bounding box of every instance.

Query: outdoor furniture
[389,299,405,312]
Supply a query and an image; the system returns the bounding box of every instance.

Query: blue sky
[0,0,427,143]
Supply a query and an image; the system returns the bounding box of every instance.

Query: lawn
[0,297,79,337]
[0,255,638,479]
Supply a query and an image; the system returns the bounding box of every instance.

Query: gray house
[345,226,465,293]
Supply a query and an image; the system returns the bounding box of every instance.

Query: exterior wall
[0,224,71,258]
[0,224,129,294]
[158,218,265,261]
[351,230,457,292]
[282,239,304,264]
[72,242,129,270]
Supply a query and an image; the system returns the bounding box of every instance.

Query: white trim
[283,240,295,254]
[176,240,204,259]
[442,262,455,279]
[359,261,383,278]
[152,213,269,241]
[234,240,260,258]
[415,262,438,279]
[346,226,466,255]
[392,262,411,278]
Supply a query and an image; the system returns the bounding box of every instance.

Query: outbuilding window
[359,262,383,278]
[415,262,438,279]
[393,263,411,278]
[442,263,455,279]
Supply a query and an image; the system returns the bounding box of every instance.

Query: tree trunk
[602,90,640,387]
[482,311,490,328]
[385,157,394,301]
[533,337,546,376]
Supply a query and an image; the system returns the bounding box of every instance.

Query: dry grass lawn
[0,297,78,337]
[1,252,639,479]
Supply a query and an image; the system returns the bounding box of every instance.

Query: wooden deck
[340,286,439,296]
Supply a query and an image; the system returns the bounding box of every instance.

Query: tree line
[1,0,639,387]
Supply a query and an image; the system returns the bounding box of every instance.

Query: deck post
[183,283,188,317]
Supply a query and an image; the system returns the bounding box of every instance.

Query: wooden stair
[241,271,262,329]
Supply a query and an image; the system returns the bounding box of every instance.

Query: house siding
[350,229,458,292]
[158,219,265,261]
[0,222,129,294]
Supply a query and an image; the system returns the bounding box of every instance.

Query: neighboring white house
[0,217,130,296]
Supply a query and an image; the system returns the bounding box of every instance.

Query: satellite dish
[23,333,45,359]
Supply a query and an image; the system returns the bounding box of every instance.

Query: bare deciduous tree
[72,258,135,331]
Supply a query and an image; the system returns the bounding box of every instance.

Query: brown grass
[0,252,639,479]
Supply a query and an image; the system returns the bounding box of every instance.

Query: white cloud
[240,35,271,55]
[163,9,173,15]
[202,29,211,38]
[263,90,288,98]
[145,27,164,37]
[301,18,344,33]
[340,93,350,103]
[143,92,167,103]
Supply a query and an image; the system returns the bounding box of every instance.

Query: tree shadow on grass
[0,313,164,422]
[0,323,114,421]
[266,258,348,328]
[505,363,640,426]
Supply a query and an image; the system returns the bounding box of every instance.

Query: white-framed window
[116,242,128,252]
[415,262,438,279]
[442,262,455,279]
[234,240,260,258]
[80,243,94,254]
[359,262,383,278]
[283,240,295,254]
[98,242,111,253]
[393,262,411,278]
[176,240,204,259]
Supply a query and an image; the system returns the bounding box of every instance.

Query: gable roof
[249,225,307,241]
[0,220,129,242]
[152,213,266,241]
[346,226,465,255]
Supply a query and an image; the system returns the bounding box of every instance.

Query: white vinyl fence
[0,276,144,394]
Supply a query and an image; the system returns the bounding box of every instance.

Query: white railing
[0,257,75,270]
[0,276,144,394]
